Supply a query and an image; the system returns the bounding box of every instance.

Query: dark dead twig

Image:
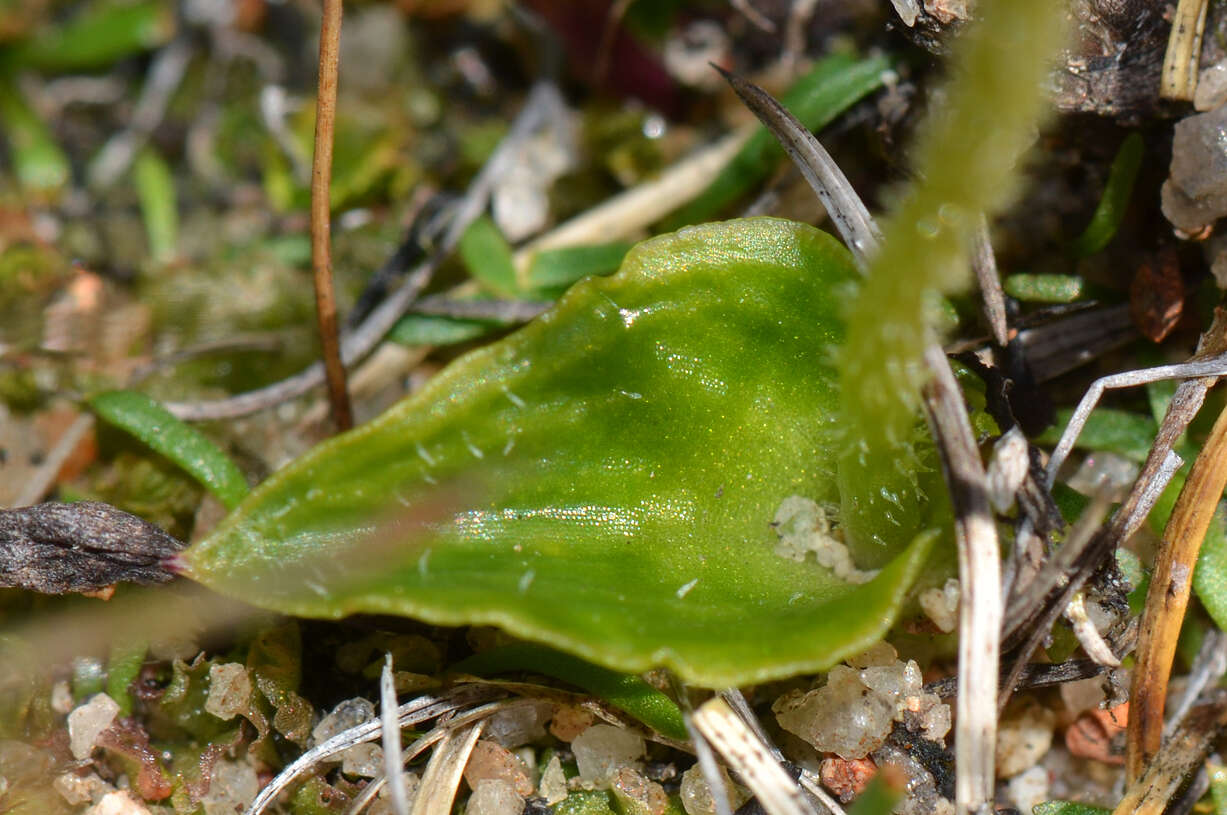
[0,502,184,593]
[310,0,354,433]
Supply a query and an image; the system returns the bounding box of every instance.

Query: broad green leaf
[88,390,249,510]
[183,218,937,688]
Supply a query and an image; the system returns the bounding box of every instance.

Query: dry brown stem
[310,0,354,432]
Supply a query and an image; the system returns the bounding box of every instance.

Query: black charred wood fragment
[0,501,185,593]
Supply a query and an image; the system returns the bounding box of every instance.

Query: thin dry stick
[1127,401,1227,782]
[691,697,817,815]
[972,214,1008,348]
[1160,0,1209,101]
[921,342,1000,815]
[310,0,353,432]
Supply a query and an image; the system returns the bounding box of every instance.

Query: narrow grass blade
[88,391,248,510]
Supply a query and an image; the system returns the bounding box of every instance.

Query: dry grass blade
[1160,0,1209,100]
[310,0,354,432]
[1115,696,1227,815]
[345,699,525,814]
[513,128,750,273]
[409,719,485,815]
[692,697,817,815]
[920,342,1000,815]
[972,214,1008,347]
[1044,354,1227,490]
[1127,401,1227,781]
[686,712,737,815]
[715,67,882,263]
[382,654,410,815]
[246,688,498,815]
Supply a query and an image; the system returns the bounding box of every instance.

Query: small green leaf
[184,218,937,687]
[1002,274,1084,303]
[1070,132,1144,258]
[453,643,687,741]
[0,74,70,195]
[134,149,178,264]
[388,314,499,347]
[1033,802,1110,815]
[88,390,249,510]
[846,778,901,815]
[1,0,173,72]
[1036,408,1158,463]
[524,242,633,295]
[460,216,518,297]
[106,638,146,717]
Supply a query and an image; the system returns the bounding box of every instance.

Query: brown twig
[1126,400,1227,781]
[1116,696,1227,815]
[310,0,354,432]
[972,214,1008,348]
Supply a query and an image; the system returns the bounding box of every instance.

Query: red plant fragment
[1130,249,1183,342]
[96,719,173,801]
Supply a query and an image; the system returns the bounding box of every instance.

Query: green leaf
[1035,408,1158,463]
[1070,132,1144,258]
[0,0,173,73]
[660,54,889,230]
[1002,274,1084,303]
[134,149,178,264]
[846,778,901,815]
[1032,802,1110,815]
[183,218,937,688]
[0,74,70,195]
[524,242,633,296]
[106,638,146,717]
[88,390,249,510]
[460,216,518,297]
[453,643,687,741]
[388,314,499,347]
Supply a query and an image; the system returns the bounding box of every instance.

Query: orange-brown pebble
[819,756,878,802]
[1065,702,1128,765]
[549,704,595,742]
[463,740,534,797]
